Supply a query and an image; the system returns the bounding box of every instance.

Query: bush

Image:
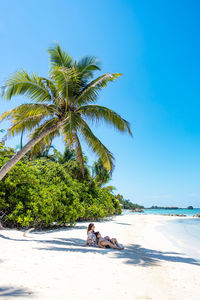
[0,148,121,228]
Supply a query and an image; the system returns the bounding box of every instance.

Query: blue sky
[0,0,200,207]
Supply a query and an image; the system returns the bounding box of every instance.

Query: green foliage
[0,145,121,229]
[116,194,144,210]
[92,159,111,187]
[1,44,132,177]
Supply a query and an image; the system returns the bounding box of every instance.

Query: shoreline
[0,214,199,300]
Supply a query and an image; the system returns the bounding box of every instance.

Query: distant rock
[165,207,179,210]
[165,214,186,217]
[187,206,193,210]
[131,208,144,213]
[193,214,200,218]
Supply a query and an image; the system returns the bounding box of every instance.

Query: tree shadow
[1,233,199,267]
[36,245,108,254]
[0,286,33,297]
[36,237,108,254]
[31,225,88,235]
[116,222,132,226]
[0,233,106,254]
[113,244,200,267]
[0,234,25,242]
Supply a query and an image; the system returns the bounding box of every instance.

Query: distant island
[116,198,196,213]
[148,206,194,210]
[148,206,179,210]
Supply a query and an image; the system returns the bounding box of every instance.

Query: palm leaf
[78,104,132,135]
[50,66,80,102]
[62,112,82,146]
[103,185,116,192]
[80,119,115,172]
[48,44,73,69]
[76,56,101,81]
[30,129,60,157]
[7,115,45,136]
[4,71,52,102]
[75,73,122,105]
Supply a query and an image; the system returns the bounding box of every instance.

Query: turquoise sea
[123,208,200,216]
[123,208,200,261]
[157,218,200,262]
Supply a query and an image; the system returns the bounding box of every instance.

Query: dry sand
[0,214,199,300]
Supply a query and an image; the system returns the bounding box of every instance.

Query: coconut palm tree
[0,44,132,180]
[91,159,116,192]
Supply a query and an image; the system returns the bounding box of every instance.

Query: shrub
[0,147,121,228]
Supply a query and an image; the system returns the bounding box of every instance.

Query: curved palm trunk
[20,130,24,150]
[75,134,85,178]
[0,123,60,181]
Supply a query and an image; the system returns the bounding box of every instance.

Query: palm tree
[92,159,111,186]
[91,159,116,192]
[0,44,132,180]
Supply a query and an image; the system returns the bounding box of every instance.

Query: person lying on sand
[95,232,124,250]
[102,235,123,249]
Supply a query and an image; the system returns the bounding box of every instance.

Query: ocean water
[122,208,200,261]
[157,218,200,261]
[123,208,200,216]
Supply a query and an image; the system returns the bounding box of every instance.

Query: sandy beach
[0,214,199,300]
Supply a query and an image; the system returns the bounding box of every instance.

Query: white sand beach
[0,214,199,300]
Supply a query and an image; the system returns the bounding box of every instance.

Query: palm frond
[50,66,80,102]
[80,119,115,172]
[75,73,122,106]
[7,115,45,136]
[4,71,52,102]
[30,128,60,157]
[103,185,116,192]
[1,103,55,136]
[78,105,132,135]
[40,77,60,105]
[2,103,58,120]
[48,44,73,69]
[76,56,101,81]
[30,118,59,138]
[62,112,82,146]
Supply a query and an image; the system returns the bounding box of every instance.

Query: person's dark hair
[94,231,100,242]
[87,223,94,234]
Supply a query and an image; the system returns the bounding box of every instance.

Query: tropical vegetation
[0,143,121,229]
[0,45,134,229]
[0,44,132,180]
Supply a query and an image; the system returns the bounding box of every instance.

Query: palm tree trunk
[20,130,24,150]
[75,134,85,178]
[0,123,60,181]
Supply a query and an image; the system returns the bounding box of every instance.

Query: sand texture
[0,214,199,300]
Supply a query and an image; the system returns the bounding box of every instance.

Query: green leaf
[48,44,73,69]
[79,104,132,135]
[4,71,52,103]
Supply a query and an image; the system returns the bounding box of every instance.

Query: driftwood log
[23,228,35,237]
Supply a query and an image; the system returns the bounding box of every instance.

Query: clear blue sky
[0,0,200,207]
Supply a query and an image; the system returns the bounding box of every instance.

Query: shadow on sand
[31,225,88,235]
[0,286,33,298]
[113,244,200,267]
[0,233,199,267]
[36,237,108,254]
[116,222,132,226]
